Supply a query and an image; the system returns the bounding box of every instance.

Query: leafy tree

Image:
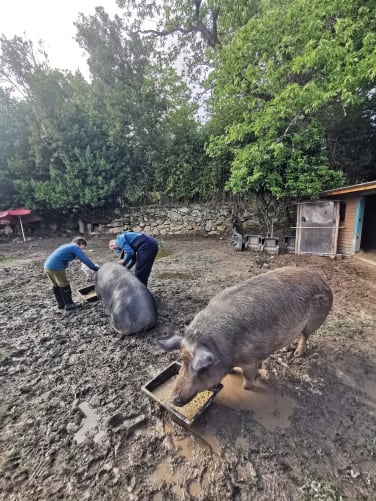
[150,105,207,201]
[207,0,376,200]
[323,97,376,183]
[0,88,22,207]
[116,0,260,48]
[0,34,126,210]
[75,8,167,202]
[75,6,221,203]
[114,0,262,93]
[2,0,375,216]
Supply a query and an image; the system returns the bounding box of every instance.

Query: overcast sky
[0,0,121,75]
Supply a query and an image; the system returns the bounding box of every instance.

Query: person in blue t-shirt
[44,236,100,311]
[109,231,158,287]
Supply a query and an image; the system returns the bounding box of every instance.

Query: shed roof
[321,180,376,197]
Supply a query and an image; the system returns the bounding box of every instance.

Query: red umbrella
[0,208,33,241]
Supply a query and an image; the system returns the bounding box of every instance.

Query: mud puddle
[74,401,102,444]
[149,460,205,499]
[214,371,297,431]
[149,460,185,497]
[334,364,376,409]
[148,420,211,498]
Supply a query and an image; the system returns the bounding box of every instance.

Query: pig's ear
[191,345,217,373]
[156,332,183,351]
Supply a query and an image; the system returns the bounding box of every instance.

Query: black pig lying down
[157,266,333,406]
[95,262,157,335]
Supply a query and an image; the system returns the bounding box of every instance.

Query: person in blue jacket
[109,231,158,287]
[44,236,100,311]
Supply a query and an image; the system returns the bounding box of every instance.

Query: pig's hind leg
[295,310,328,357]
[241,360,262,390]
[294,333,308,357]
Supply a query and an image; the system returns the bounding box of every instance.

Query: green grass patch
[318,315,375,337]
[301,479,343,501]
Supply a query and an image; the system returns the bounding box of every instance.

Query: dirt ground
[1,233,376,501]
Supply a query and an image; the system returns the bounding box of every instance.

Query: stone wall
[1,202,293,240]
[90,203,264,237]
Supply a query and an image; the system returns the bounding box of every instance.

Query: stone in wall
[170,224,184,232]
[108,219,123,228]
[109,227,124,234]
[167,210,180,221]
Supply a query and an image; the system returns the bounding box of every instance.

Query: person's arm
[124,255,136,269]
[74,248,99,271]
[116,234,135,267]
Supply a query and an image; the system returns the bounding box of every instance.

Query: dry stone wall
[92,203,263,237]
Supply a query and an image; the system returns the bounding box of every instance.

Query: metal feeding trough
[77,284,98,302]
[142,361,223,426]
[285,235,296,253]
[263,237,280,255]
[244,234,263,251]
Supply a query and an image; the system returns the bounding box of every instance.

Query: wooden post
[19,216,26,242]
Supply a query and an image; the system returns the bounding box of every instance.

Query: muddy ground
[0,233,376,501]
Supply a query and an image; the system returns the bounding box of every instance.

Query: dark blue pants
[132,234,158,286]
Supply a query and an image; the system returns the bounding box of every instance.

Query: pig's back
[187,266,332,354]
[95,262,157,334]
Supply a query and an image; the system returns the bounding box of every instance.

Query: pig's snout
[170,393,187,407]
[171,387,196,407]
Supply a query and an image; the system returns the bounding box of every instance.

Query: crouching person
[44,236,100,311]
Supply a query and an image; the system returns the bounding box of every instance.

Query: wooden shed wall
[337,195,358,255]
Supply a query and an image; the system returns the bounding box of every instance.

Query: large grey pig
[157,266,333,406]
[95,262,157,335]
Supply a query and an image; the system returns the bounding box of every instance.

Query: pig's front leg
[241,361,262,390]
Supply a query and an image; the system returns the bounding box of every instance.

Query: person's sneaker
[65,302,82,311]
